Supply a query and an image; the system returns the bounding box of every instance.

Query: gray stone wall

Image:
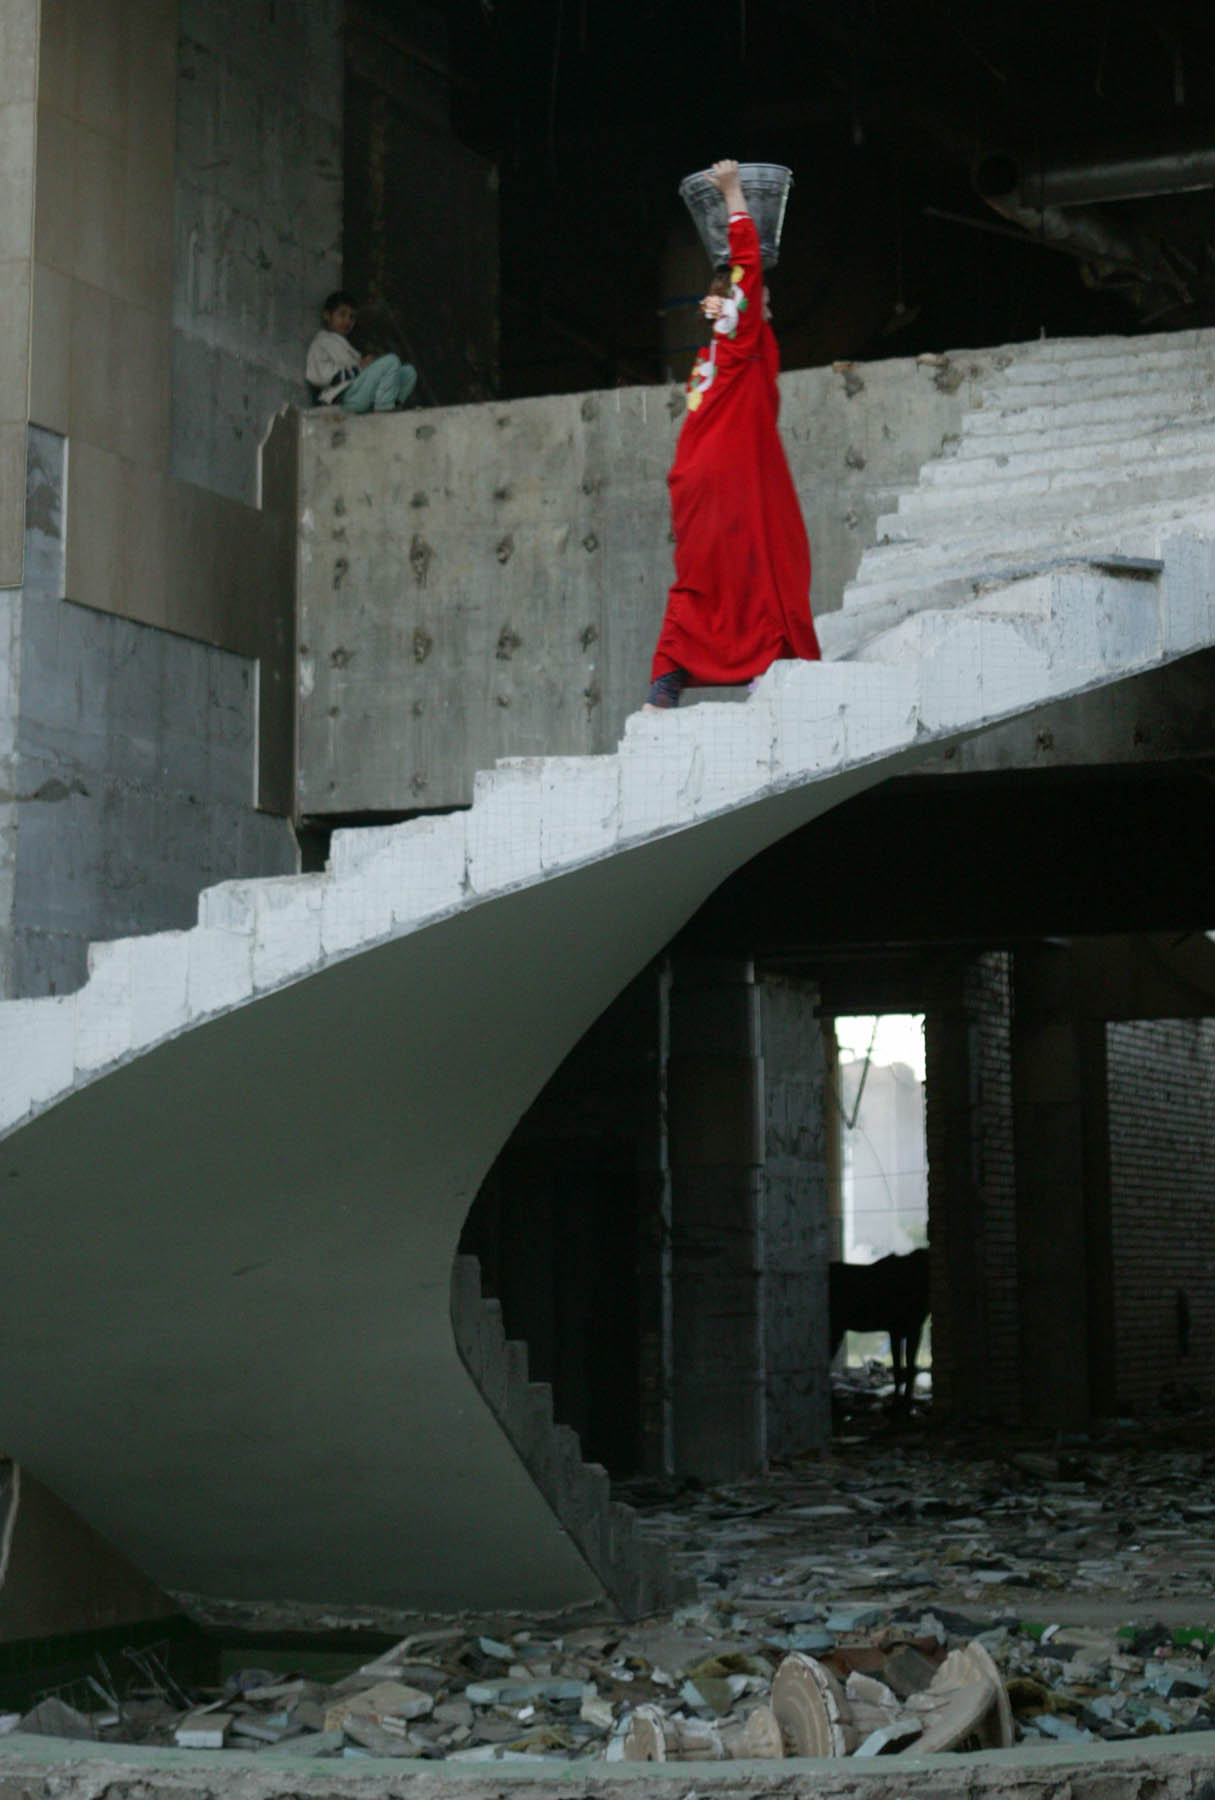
[296,345,1004,814]
[1,429,296,999]
[10,590,296,996]
[173,0,343,504]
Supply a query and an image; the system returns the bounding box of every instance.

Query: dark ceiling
[680,758,1215,969]
[392,0,1215,392]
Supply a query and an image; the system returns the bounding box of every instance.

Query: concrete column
[824,1023,844,1263]
[924,966,993,1422]
[668,954,766,1481]
[636,959,673,1477]
[1012,945,1103,1430]
[759,974,831,1457]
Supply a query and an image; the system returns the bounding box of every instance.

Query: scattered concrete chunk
[18,1699,95,1742]
[323,1680,434,1732]
[174,1711,232,1749]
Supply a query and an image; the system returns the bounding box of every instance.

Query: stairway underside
[2,367,1215,1615]
[0,763,899,1613]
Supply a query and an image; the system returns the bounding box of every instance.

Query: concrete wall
[173,0,343,504]
[9,588,295,996]
[0,0,37,588]
[0,423,295,999]
[1107,1017,1215,1412]
[296,346,1005,813]
[25,0,312,816]
[344,1,499,408]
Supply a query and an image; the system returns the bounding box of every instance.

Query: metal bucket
[678,163,793,270]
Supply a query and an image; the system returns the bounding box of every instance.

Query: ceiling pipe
[971,151,1188,308]
[974,147,1215,209]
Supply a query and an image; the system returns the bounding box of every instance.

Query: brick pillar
[1012,944,1105,1430]
[758,973,831,1457]
[924,967,990,1422]
[668,954,766,1480]
[924,952,1017,1423]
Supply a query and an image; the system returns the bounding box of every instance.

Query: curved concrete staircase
[818,327,1215,661]
[450,1256,693,1616]
[2,331,1215,1621]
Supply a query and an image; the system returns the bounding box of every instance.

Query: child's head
[322,289,358,336]
[704,266,772,322]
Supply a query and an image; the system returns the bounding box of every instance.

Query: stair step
[890,453,1215,524]
[998,332,1215,380]
[924,420,1215,488]
[960,384,1215,440]
[988,361,1215,408]
[846,510,1206,617]
[449,1255,684,1618]
[852,572,1165,725]
[824,552,1162,660]
[863,493,1215,577]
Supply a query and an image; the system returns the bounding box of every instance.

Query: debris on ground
[12,1394,1215,1762]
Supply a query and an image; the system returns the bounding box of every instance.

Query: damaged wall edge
[450,1256,695,1621]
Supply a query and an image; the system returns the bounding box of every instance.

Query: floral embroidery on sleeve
[686,344,717,411]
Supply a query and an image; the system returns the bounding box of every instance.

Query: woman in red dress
[646,160,820,709]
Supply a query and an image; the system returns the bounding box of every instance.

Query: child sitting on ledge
[305,290,417,412]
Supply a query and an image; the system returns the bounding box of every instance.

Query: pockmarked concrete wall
[297,347,1003,813]
[0,0,37,588]
[173,0,343,504]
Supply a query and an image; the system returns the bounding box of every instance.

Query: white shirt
[306,329,361,403]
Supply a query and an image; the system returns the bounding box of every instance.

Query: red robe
[651,212,820,684]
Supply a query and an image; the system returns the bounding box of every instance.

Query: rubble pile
[7,1416,1215,1763]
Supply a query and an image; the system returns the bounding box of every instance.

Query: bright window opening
[833,1014,930,1380]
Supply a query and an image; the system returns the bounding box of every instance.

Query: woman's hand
[708,159,746,213]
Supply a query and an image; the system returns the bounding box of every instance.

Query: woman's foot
[645,669,689,709]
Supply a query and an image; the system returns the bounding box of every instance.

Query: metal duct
[971,150,1188,307]
[976,188,1161,282]
[975,147,1215,209]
